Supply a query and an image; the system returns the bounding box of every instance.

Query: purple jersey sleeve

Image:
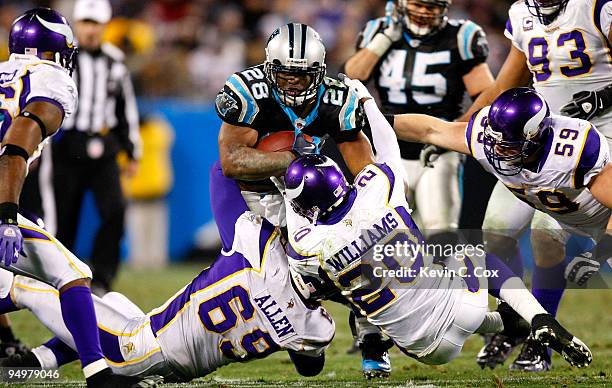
[574,126,609,188]
[209,160,250,251]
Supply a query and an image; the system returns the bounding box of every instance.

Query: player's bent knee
[483,232,518,258]
[531,229,565,268]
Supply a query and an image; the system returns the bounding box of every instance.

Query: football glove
[292,133,328,156]
[565,234,612,286]
[339,73,373,101]
[420,145,447,168]
[0,224,22,267]
[565,252,600,286]
[559,85,612,121]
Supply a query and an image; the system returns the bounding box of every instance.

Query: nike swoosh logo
[36,15,74,46]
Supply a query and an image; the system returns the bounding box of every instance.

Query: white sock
[499,277,548,324]
[31,345,58,369]
[476,312,504,334]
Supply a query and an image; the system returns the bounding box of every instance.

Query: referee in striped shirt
[44,0,141,295]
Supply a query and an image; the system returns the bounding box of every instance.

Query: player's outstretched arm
[457,46,531,122]
[336,132,375,176]
[0,101,63,206]
[392,114,470,155]
[589,164,612,209]
[339,74,397,168]
[218,122,295,181]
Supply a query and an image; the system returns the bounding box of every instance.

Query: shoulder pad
[456,20,488,61]
[216,72,261,125]
[447,19,461,27]
[101,43,126,61]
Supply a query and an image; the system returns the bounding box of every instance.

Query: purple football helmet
[483,88,551,176]
[9,8,77,75]
[285,155,350,221]
[525,0,569,25]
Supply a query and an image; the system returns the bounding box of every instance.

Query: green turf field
[4,264,611,387]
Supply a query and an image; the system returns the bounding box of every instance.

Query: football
[255,131,312,152]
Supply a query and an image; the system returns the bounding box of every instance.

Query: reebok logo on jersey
[582,102,593,113]
[522,17,533,31]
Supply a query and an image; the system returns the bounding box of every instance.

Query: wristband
[0,202,18,225]
[0,144,29,163]
[597,84,612,112]
[366,33,393,57]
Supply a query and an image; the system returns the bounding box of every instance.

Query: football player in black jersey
[345,0,494,246]
[215,23,392,379]
[215,23,374,226]
[343,0,494,375]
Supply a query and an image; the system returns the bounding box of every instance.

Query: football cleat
[86,368,164,388]
[360,333,392,379]
[477,334,519,369]
[509,336,551,372]
[476,302,529,369]
[0,338,30,358]
[0,352,40,367]
[531,313,592,368]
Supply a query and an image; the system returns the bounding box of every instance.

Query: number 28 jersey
[356,18,489,158]
[505,0,612,136]
[466,106,611,236]
[215,64,365,143]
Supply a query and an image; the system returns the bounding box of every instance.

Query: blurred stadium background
[0,1,611,386]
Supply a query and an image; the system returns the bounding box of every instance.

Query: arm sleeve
[27,66,78,123]
[575,125,610,188]
[457,21,489,75]
[209,160,250,252]
[595,0,612,38]
[215,74,259,127]
[363,99,402,170]
[504,9,524,51]
[333,88,364,143]
[112,64,142,160]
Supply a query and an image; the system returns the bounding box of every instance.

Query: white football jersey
[505,0,612,136]
[146,212,334,380]
[467,106,611,237]
[286,163,469,357]
[0,54,77,165]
